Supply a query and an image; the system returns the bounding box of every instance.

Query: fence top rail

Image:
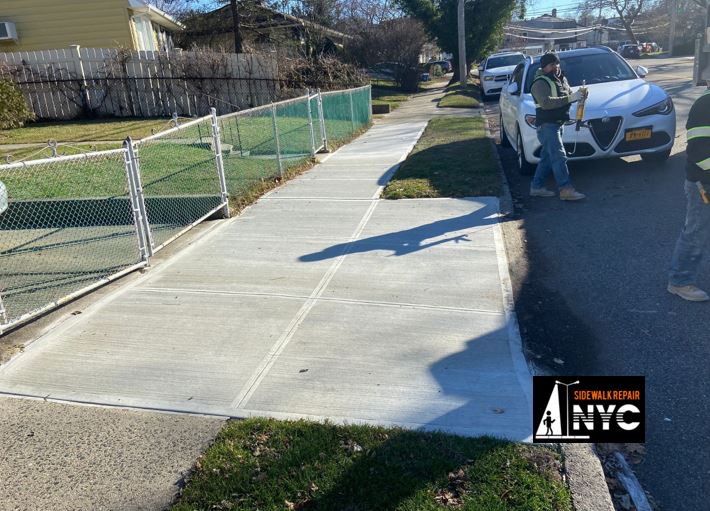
[0,148,126,171]
[134,114,212,144]
[319,85,371,97]
[217,93,310,121]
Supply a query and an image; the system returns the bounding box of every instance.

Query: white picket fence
[0,47,280,120]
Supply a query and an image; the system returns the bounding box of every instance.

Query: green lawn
[0,117,176,145]
[372,87,410,111]
[383,116,500,199]
[0,116,362,201]
[172,418,572,511]
[0,142,122,163]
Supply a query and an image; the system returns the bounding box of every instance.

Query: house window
[153,23,174,51]
[132,15,156,51]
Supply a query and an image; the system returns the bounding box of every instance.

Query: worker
[668,83,710,301]
[529,52,586,201]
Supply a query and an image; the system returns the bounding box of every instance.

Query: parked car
[620,44,641,59]
[616,40,638,52]
[478,52,526,98]
[429,60,452,73]
[499,47,675,174]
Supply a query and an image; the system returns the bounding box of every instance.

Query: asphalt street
[489,57,709,510]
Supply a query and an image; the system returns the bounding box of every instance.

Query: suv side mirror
[0,181,7,215]
[478,65,484,72]
[506,82,519,95]
[635,65,648,77]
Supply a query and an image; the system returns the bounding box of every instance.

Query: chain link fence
[0,150,145,330]
[0,85,371,334]
[132,116,228,252]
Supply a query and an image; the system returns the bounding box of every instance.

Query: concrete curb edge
[482,108,615,511]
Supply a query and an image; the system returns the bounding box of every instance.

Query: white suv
[499,47,676,174]
[479,52,525,99]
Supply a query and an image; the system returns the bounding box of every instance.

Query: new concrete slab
[242,299,528,438]
[264,177,382,199]
[0,92,532,456]
[0,291,308,415]
[217,198,373,240]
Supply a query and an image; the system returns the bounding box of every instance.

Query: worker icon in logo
[543,411,555,435]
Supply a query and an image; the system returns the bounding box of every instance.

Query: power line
[506,24,604,34]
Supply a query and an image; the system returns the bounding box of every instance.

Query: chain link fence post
[317,88,328,152]
[123,138,150,262]
[271,103,283,178]
[0,293,8,327]
[124,137,154,259]
[210,107,231,219]
[306,89,317,157]
[368,85,373,123]
[349,89,356,133]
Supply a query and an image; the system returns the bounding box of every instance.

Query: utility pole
[457,0,467,87]
[598,0,603,44]
[669,0,678,56]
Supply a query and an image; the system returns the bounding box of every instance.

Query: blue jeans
[669,180,710,286]
[532,123,571,189]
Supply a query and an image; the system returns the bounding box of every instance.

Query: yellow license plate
[625,128,652,141]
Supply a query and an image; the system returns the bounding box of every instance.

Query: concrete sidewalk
[0,91,533,509]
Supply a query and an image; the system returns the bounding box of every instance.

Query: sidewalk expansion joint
[230,199,381,410]
[260,197,378,201]
[0,390,231,421]
[138,287,505,316]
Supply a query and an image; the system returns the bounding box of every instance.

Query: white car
[499,47,676,174]
[479,52,525,98]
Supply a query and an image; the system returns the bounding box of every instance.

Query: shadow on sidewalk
[299,200,506,262]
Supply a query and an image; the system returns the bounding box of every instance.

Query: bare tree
[580,0,649,41]
[347,17,427,90]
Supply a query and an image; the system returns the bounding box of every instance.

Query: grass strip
[172,418,572,511]
[439,82,481,109]
[372,87,410,111]
[383,116,500,199]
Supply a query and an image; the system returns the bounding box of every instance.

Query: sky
[522,0,617,21]
[523,0,584,20]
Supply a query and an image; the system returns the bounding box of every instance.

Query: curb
[482,108,615,511]
[563,444,615,511]
[481,113,514,217]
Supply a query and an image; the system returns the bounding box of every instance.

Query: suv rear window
[523,52,636,92]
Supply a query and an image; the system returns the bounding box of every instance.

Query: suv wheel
[500,113,511,148]
[517,129,536,175]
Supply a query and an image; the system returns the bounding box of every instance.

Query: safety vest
[686,90,710,183]
[532,72,571,126]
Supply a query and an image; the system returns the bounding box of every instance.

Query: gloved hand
[569,89,584,103]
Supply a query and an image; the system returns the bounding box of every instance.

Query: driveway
[487,57,709,510]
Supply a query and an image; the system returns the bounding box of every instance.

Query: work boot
[667,283,710,302]
[559,186,586,201]
[530,186,556,197]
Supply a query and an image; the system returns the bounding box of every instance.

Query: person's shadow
[299,199,502,263]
